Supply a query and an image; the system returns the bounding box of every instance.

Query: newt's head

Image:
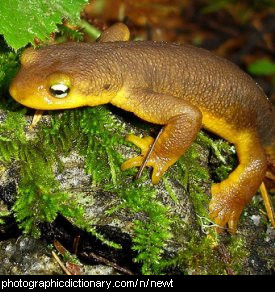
[10,44,119,110]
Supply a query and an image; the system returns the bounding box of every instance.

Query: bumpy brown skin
[9,25,275,233]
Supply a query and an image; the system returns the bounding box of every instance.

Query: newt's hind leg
[209,131,267,233]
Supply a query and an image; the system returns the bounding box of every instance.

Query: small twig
[81,251,136,275]
[135,127,164,180]
[52,251,72,275]
[53,240,68,256]
[53,240,83,275]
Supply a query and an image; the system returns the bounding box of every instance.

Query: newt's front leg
[113,89,202,184]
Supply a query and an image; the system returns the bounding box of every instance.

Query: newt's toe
[125,134,154,152]
[227,207,243,233]
[121,156,144,170]
[151,162,170,184]
[121,134,154,171]
[122,134,169,183]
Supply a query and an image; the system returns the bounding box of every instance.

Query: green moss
[13,186,69,237]
[0,113,26,163]
[77,106,126,186]
[0,110,84,237]
[227,235,249,274]
[113,182,173,275]
[76,107,173,274]
[177,233,225,275]
[0,210,10,225]
[63,251,80,265]
[162,176,179,203]
[181,144,210,218]
[0,49,19,94]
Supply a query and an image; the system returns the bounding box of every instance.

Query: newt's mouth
[9,79,46,109]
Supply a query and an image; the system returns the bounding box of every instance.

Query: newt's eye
[50,83,70,98]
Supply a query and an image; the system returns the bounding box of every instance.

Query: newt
[9,23,275,233]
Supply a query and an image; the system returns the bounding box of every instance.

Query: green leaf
[247,59,275,76]
[0,0,89,50]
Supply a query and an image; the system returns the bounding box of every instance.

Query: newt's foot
[209,183,245,233]
[121,134,169,184]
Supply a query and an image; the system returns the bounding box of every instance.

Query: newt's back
[102,41,274,147]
